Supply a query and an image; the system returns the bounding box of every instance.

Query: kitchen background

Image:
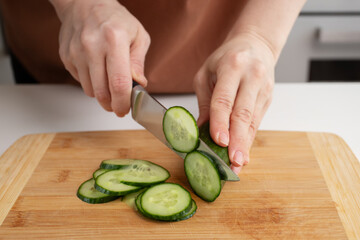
[0,0,359,84]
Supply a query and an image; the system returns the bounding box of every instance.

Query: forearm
[228,0,307,62]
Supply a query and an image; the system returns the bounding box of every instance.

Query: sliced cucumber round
[96,160,170,188]
[175,200,197,221]
[135,192,148,215]
[163,106,199,153]
[95,171,141,196]
[119,160,170,186]
[135,187,197,222]
[199,121,230,166]
[93,168,109,179]
[184,151,222,202]
[77,179,119,204]
[140,183,192,221]
[100,159,137,170]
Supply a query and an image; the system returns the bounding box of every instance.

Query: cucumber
[100,159,137,170]
[120,160,170,186]
[163,106,199,153]
[175,200,197,221]
[95,171,141,196]
[199,121,230,166]
[135,193,197,222]
[135,192,148,215]
[96,160,170,188]
[140,183,192,221]
[184,151,222,202]
[122,188,146,208]
[77,179,119,204]
[93,168,109,179]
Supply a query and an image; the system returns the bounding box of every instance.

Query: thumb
[130,30,151,87]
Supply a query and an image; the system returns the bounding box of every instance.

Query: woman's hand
[51,0,150,116]
[194,33,275,174]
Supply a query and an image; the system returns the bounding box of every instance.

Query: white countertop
[0,83,359,162]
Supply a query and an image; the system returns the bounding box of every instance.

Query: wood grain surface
[0,130,359,239]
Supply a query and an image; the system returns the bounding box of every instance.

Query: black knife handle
[132,80,139,88]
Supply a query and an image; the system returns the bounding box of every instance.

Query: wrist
[226,27,280,63]
[224,30,278,67]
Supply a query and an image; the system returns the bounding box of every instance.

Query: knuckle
[224,51,248,69]
[110,74,130,93]
[249,118,257,132]
[80,31,96,51]
[211,95,233,113]
[198,103,210,114]
[231,108,253,125]
[102,24,126,45]
[251,61,266,79]
[264,79,274,93]
[130,58,144,70]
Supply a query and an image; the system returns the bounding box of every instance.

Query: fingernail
[218,132,229,146]
[231,165,242,175]
[233,151,244,167]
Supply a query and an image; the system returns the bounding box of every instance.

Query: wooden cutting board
[0,130,359,239]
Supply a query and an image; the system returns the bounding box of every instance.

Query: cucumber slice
[118,160,170,186]
[135,192,148,215]
[96,160,170,187]
[175,200,197,221]
[184,151,222,202]
[199,121,230,166]
[100,159,137,170]
[140,183,192,221]
[122,188,146,208]
[135,193,197,222]
[77,179,119,204]
[95,171,141,196]
[93,168,109,179]
[163,106,199,153]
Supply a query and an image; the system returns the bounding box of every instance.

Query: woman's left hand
[194,33,275,174]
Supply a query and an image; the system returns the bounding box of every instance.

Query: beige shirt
[0,0,245,93]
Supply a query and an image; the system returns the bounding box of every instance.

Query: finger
[106,41,132,117]
[64,61,79,81]
[228,80,259,168]
[231,165,243,175]
[194,67,211,127]
[76,62,94,97]
[209,64,242,147]
[88,54,112,112]
[130,29,150,87]
[59,37,79,81]
[244,92,272,165]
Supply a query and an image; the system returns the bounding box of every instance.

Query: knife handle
[132,80,139,88]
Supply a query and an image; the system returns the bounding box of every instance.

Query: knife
[130,81,240,181]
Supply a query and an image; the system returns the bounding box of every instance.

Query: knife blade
[131,83,240,181]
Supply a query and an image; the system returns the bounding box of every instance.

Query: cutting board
[0,130,359,239]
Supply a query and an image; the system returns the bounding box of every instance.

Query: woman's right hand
[50,0,151,116]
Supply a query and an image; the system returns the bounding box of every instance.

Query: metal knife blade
[131,84,240,181]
